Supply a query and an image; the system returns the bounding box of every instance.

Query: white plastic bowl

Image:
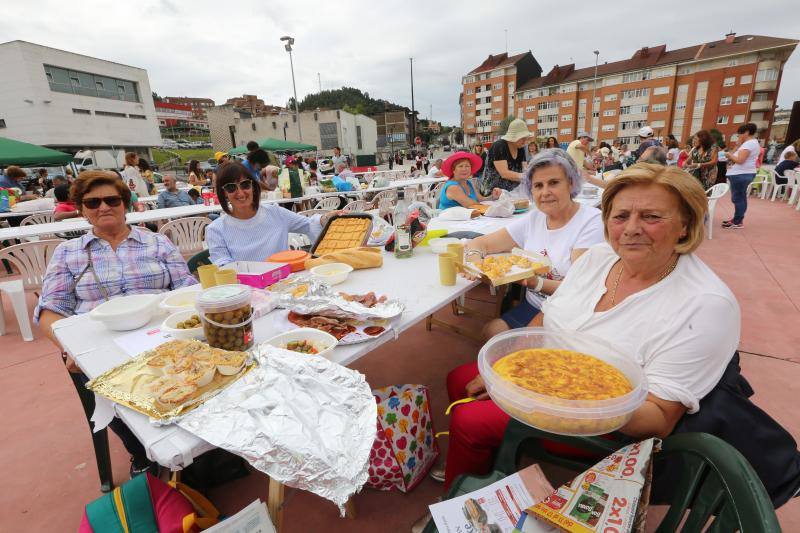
[161,309,204,340]
[428,237,461,254]
[159,287,201,314]
[90,294,162,331]
[478,327,648,436]
[265,328,338,358]
[310,262,353,286]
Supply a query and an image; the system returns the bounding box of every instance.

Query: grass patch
[153,149,215,166]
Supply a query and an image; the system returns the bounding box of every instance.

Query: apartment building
[225,95,286,117]
[461,52,542,145]
[513,33,796,147]
[162,96,215,120]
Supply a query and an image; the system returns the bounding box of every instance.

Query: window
[493,83,503,90]
[560,128,572,135]
[602,124,616,132]
[507,82,515,90]
[559,84,577,93]
[537,101,558,110]
[493,108,501,115]
[94,110,126,118]
[493,95,502,102]
[356,125,362,150]
[733,114,745,123]
[756,68,778,82]
[653,86,670,95]
[272,121,277,129]
[720,96,732,105]
[251,123,257,131]
[736,94,749,104]
[72,108,91,114]
[523,91,534,100]
[466,88,474,95]
[466,101,474,108]
[753,92,770,102]
[561,100,572,107]
[467,112,475,118]
[526,118,536,125]
[740,74,752,84]
[44,65,140,102]
[727,59,738,67]
[561,114,573,121]
[717,116,729,125]
[604,94,618,102]
[539,114,558,123]
[591,111,599,118]
[621,88,649,99]
[577,113,586,120]
[620,119,648,130]
[319,122,339,150]
[128,114,146,119]
[694,98,706,108]
[525,105,535,112]
[0,119,5,128]
[619,104,648,115]
[603,109,616,117]
[677,65,695,75]
[651,103,668,112]
[537,127,558,136]
[723,77,735,87]
[622,70,650,83]
[650,120,665,128]
[652,68,674,79]
[675,102,686,110]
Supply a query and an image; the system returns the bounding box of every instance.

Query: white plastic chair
[746,172,773,199]
[342,200,371,212]
[370,189,398,208]
[705,183,730,240]
[297,208,330,218]
[772,169,798,205]
[288,233,311,250]
[427,182,445,209]
[157,217,210,258]
[314,196,340,210]
[787,170,800,206]
[0,239,64,341]
[20,212,57,241]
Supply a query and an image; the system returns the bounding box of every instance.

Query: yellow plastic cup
[446,242,465,264]
[418,229,448,247]
[439,252,457,286]
[197,264,219,289]
[214,268,239,285]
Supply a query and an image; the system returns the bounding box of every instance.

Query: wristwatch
[464,249,485,260]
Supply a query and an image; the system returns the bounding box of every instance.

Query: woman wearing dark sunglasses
[206,162,337,265]
[35,170,197,478]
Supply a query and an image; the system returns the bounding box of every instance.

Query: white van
[73,150,126,171]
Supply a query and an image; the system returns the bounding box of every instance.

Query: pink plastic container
[228,261,291,289]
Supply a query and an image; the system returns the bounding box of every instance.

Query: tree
[152,92,162,102]
[498,116,515,135]
[454,128,464,145]
[709,128,725,148]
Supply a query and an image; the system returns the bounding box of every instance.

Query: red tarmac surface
[1,196,798,532]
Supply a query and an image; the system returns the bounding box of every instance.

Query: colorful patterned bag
[366,384,439,492]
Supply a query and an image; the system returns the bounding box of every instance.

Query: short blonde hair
[600,163,708,254]
[125,152,139,166]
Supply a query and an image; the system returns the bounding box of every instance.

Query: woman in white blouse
[205,162,338,266]
[121,152,149,197]
[441,163,741,489]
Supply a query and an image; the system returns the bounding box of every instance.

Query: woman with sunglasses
[205,162,337,266]
[35,170,196,478]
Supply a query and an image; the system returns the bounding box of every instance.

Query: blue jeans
[728,173,754,224]
[500,298,540,329]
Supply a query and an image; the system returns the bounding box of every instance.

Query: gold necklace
[609,256,679,307]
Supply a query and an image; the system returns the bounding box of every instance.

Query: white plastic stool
[0,280,34,341]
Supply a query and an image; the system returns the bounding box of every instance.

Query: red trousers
[444,361,510,489]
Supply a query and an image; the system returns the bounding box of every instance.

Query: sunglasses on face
[221,179,253,194]
[82,196,123,209]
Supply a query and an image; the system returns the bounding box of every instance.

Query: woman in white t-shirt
[439,164,744,491]
[722,123,761,228]
[121,152,149,197]
[464,148,605,340]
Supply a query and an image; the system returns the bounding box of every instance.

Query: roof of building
[517,34,798,91]
[467,51,532,75]
[0,40,146,71]
[154,101,192,111]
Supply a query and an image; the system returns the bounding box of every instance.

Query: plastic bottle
[393,198,413,258]
[0,190,9,212]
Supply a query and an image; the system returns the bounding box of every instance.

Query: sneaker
[429,465,445,483]
[730,223,744,229]
[721,219,734,228]
[130,457,161,478]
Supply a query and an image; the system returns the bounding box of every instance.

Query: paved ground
[1,193,798,532]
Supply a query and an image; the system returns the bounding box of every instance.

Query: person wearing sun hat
[438,151,502,210]
[479,118,532,195]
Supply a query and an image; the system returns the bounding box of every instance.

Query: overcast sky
[3,0,798,126]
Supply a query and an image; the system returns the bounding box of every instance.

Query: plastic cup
[197,264,219,289]
[439,252,457,286]
[446,243,465,264]
[214,268,239,285]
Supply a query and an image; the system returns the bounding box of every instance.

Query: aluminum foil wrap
[272,274,405,320]
[178,343,377,514]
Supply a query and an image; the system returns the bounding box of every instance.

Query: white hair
[520,148,584,199]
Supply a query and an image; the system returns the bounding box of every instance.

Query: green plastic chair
[186,249,211,274]
[424,420,780,533]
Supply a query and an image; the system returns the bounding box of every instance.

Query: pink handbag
[366,384,439,492]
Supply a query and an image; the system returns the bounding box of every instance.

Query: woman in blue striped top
[206,162,336,266]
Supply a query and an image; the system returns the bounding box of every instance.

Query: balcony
[754,80,777,92]
[751,120,769,131]
[749,100,774,112]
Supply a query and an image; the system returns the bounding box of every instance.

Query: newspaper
[203,500,276,533]
[429,464,554,533]
[518,439,656,533]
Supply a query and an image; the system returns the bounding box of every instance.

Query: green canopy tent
[0,137,73,167]
[228,138,317,155]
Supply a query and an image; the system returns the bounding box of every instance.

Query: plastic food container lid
[268,250,310,272]
[196,284,252,313]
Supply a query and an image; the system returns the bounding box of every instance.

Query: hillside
[296,87,407,116]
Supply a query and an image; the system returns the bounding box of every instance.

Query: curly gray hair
[519,148,584,199]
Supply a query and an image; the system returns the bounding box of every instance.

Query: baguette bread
[305,246,383,270]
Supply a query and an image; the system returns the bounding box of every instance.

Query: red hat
[441,151,483,178]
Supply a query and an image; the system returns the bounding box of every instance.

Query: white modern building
[208,106,377,163]
[0,40,162,155]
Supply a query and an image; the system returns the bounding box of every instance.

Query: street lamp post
[280,36,303,142]
[410,57,416,152]
[591,50,599,140]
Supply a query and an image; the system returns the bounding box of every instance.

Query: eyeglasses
[82,196,123,209]
[221,180,254,194]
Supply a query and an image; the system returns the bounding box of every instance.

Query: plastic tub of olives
[196,284,254,351]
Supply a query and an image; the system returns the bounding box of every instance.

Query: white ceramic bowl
[161,309,204,340]
[159,287,201,314]
[310,262,353,286]
[90,294,161,331]
[265,328,338,358]
[428,237,461,254]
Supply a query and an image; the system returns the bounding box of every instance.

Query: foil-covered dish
[270,273,405,321]
[178,343,377,513]
[86,339,256,421]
